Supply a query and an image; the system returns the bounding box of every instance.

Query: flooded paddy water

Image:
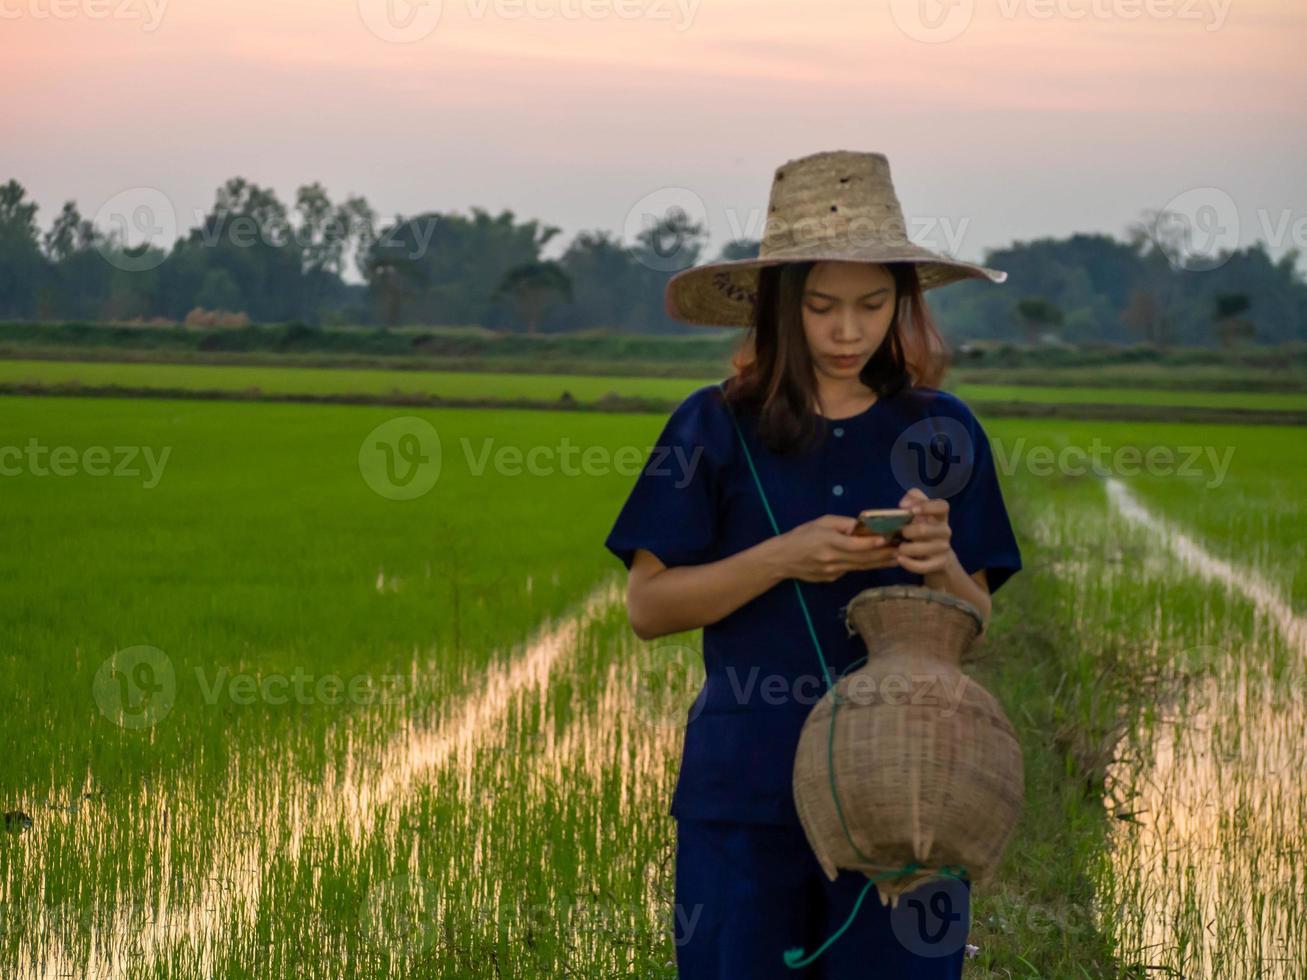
[2,399,1304,977]
[1099,478,1306,977]
[1014,443,1307,978]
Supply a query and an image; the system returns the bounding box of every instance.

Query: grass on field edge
[962,511,1139,978]
[5,382,1307,427]
[2,345,1306,393]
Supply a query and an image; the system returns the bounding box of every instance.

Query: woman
[604,150,1023,978]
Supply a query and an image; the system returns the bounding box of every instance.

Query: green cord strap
[784,876,879,969]
[718,385,832,689]
[718,383,864,848]
[716,382,970,970]
[782,863,971,969]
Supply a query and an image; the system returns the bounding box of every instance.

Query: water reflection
[1105,663,1305,978]
[12,579,651,978]
[1101,478,1306,977]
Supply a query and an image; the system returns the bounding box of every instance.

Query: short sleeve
[604,384,729,571]
[945,405,1023,595]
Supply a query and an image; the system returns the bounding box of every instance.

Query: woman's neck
[812,378,877,417]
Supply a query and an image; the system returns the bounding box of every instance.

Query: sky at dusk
[3,0,1304,274]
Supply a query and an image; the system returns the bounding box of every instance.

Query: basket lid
[842,585,984,635]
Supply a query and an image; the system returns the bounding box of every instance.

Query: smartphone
[852,508,912,543]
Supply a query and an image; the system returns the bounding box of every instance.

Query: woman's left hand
[894,487,955,575]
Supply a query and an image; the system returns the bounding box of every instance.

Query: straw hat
[663,150,1008,328]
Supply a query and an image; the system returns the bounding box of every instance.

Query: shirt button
[832,485,844,496]
[833,427,844,438]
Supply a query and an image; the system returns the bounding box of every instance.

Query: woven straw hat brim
[662,148,1008,329]
[663,249,1007,329]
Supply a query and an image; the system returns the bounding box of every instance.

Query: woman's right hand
[772,514,900,583]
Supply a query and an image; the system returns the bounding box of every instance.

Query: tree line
[1,177,1303,346]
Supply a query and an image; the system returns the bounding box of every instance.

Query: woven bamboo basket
[792,585,1024,907]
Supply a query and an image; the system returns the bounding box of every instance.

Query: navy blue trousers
[672,818,971,979]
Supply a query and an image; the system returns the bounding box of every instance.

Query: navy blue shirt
[604,379,1023,826]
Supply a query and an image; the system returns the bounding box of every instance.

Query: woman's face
[800,261,896,381]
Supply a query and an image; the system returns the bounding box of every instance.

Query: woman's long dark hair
[722,260,950,456]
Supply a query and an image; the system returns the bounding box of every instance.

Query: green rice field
[2,373,1304,977]
[3,358,1307,413]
